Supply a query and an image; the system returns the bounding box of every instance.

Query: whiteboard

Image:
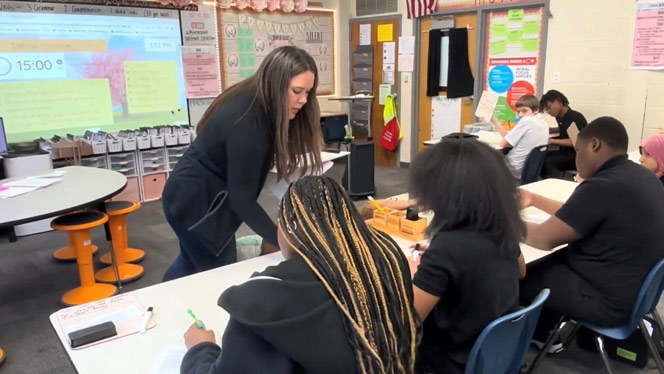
[217,9,335,95]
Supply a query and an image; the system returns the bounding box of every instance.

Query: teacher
[162,46,323,281]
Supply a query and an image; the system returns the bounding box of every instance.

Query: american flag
[406,0,436,19]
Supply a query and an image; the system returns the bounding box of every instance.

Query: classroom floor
[0,163,661,373]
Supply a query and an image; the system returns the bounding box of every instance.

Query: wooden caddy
[369,208,428,242]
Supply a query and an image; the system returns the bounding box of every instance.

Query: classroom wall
[543,0,664,151]
[312,0,351,114]
[346,1,414,164]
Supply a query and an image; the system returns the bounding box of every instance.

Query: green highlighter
[187,308,204,329]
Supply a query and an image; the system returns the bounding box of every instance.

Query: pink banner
[631,2,664,70]
[181,46,221,98]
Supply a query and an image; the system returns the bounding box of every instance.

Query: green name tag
[616,347,637,361]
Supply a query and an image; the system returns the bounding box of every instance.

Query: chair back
[520,145,549,185]
[465,289,550,374]
[630,258,664,328]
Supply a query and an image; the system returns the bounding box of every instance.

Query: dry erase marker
[140,306,153,334]
[187,308,204,329]
[412,243,421,261]
[367,196,386,214]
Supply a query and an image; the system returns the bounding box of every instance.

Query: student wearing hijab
[640,133,664,185]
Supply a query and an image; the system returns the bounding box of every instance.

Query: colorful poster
[483,7,543,122]
[631,1,664,70]
[181,45,221,98]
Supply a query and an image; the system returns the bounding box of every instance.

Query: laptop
[0,117,7,156]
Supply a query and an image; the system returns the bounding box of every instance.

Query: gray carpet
[0,163,660,373]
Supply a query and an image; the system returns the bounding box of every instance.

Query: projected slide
[0,9,188,142]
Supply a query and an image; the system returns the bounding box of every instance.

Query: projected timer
[0,53,66,80]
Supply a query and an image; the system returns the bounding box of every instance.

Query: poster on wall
[218,9,335,95]
[482,7,544,122]
[631,0,664,70]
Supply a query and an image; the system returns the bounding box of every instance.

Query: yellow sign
[0,39,107,53]
[124,61,179,114]
[508,9,524,22]
[490,40,507,55]
[507,30,523,44]
[0,79,113,133]
[377,24,393,42]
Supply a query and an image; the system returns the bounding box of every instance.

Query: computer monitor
[0,117,7,155]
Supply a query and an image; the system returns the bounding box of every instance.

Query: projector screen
[0,8,188,142]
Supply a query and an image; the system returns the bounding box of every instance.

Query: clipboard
[55,294,156,350]
[567,122,579,146]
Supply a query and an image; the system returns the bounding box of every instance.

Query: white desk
[49,179,577,374]
[50,253,284,374]
[0,166,127,228]
[268,151,350,174]
[423,130,503,150]
[373,179,579,265]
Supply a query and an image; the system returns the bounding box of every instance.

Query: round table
[0,166,127,366]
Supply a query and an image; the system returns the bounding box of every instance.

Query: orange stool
[0,347,5,366]
[51,211,117,306]
[99,201,145,265]
[95,201,144,284]
[53,233,99,262]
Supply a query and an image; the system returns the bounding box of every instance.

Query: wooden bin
[400,217,427,236]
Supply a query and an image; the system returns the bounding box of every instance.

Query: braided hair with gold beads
[278,176,419,374]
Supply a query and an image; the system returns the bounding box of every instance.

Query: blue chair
[576,258,664,374]
[465,289,550,374]
[520,145,550,185]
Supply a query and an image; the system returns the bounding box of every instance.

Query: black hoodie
[180,256,358,374]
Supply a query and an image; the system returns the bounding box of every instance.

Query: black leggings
[541,149,576,179]
[520,249,624,339]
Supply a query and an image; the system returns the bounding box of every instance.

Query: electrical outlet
[553,72,561,84]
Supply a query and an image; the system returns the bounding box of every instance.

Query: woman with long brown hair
[162,46,322,281]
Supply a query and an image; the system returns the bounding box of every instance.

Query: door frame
[348,14,402,167]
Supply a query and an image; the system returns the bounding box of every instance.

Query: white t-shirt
[504,114,550,178]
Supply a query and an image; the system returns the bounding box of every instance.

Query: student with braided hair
[409,139,526,374]
[180,176,419,374]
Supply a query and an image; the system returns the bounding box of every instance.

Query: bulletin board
[217,9,335,95]
[482,6,544,121]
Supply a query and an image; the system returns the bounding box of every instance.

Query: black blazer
[162,91,278,256]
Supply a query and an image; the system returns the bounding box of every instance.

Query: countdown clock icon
[0,57,10,76]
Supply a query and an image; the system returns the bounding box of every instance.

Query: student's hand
[184,323,216,350]
[407,242,428,277]
[519,189,533,209]
[260,241,280,256]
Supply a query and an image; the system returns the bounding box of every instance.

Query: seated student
[180,176,419,374]
[488,94,549,178]
[640,133,664,185]
[539,90,589,178]
[520,117,664,343]
[408,139,526,374]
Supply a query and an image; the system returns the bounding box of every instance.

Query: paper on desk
[4,177,62,188]
[39,170,67,178]
[152,345,188,374]
[266,161,334,199]
[474,90,499,120]
[520,207,550,224]
[0,186,38,198]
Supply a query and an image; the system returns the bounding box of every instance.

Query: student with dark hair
[539,90,588,178]
[162,46,323,281]
[640,134,664,185]
[408,139,526,374]
[488,94,549,178]
[520,117,664,347]
[180,176,419,374]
